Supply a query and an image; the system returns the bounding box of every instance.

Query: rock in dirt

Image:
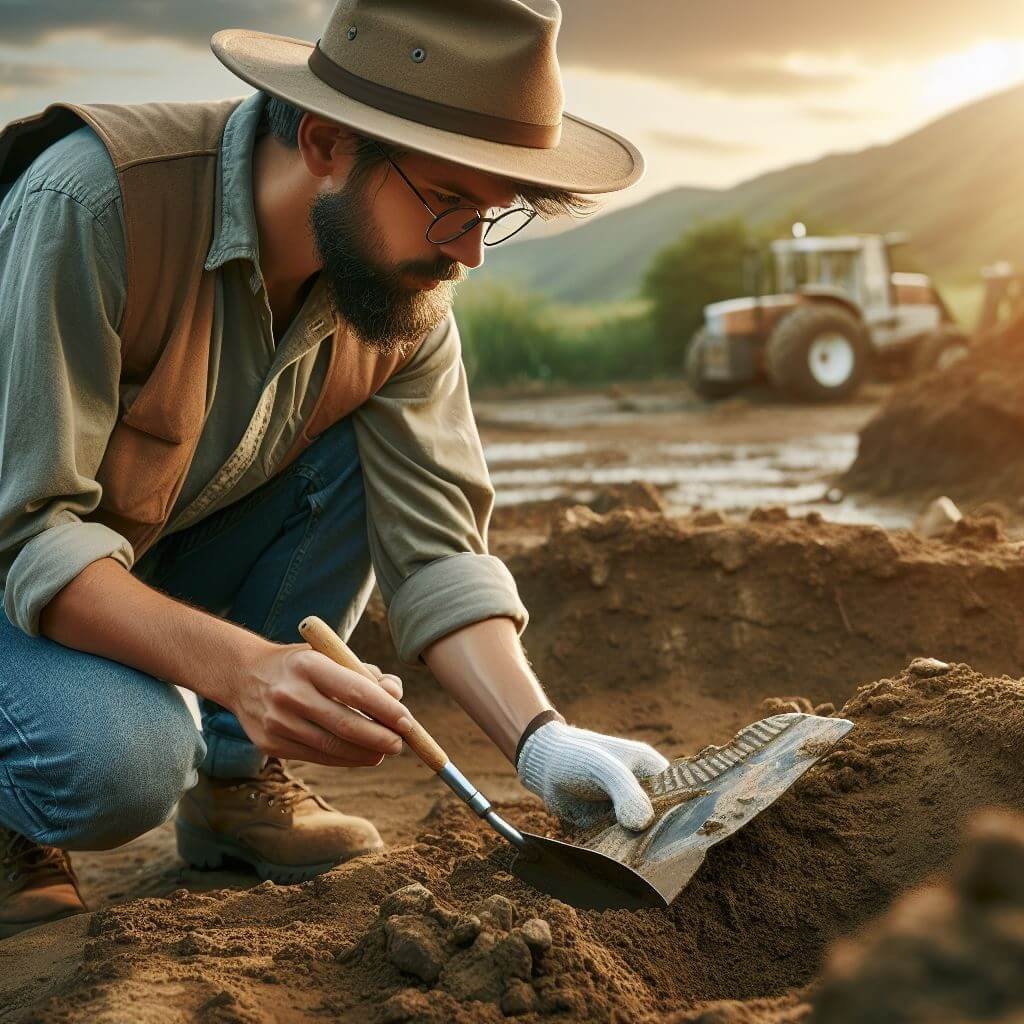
[588,480,666,515]
[338,883,558,1017]
[518,917,553,954]
[913,495,962,538]
[760,696,836,717]
[384,914,447,983]
[749,506,790,524]
[907,656,950,677]
[379,881,436,918]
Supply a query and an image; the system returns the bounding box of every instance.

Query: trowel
[299,616,852,911]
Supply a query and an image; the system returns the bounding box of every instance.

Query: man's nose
[438,221,486,270]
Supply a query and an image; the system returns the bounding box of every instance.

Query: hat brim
[211,29,644,194]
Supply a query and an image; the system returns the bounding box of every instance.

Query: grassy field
[453,282,660,387]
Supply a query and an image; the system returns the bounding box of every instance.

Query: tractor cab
[771,235,886,311]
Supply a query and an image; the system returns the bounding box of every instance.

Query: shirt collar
[204,91,268,272]
[203,91,339,342]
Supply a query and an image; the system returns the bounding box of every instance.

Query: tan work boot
[175,758,383,884]
[0,827,87,939]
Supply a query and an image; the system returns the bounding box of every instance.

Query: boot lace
[1,829,74,885]
[226,758,316,811]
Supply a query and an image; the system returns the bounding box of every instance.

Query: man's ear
[296,113,357,181]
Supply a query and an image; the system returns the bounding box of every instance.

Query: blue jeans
[0,416,374,850]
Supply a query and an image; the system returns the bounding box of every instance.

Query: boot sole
[175,820,381,885]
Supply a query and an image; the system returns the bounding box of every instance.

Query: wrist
[514,709,566,767]
[202,628,276,710]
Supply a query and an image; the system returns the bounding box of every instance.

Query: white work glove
[516,720,670,831]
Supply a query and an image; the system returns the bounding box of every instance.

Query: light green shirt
[0,92,527,663]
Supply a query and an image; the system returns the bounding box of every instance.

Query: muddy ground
[3,382,1024,1022]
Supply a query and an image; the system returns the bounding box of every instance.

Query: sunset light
[922,39,1024,112]
[5,6,1024,1019]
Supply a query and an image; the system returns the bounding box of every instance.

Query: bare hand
[228,641,410,767]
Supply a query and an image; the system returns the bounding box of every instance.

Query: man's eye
[434,192,463,207]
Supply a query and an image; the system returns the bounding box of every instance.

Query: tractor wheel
[765,305,870,402]
[685,329,746,400]
[913,327,970,375]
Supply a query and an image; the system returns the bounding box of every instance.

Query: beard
[308,177,464,356]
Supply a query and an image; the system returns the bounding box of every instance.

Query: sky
[3,0,1024,223]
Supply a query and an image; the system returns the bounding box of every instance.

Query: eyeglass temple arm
[371,139,438,219]
[371,139,535,239]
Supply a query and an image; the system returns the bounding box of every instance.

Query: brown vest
[0,100,421,559]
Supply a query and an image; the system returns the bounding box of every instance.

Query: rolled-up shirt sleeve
[352,310,528,664]
[0,184,133,635]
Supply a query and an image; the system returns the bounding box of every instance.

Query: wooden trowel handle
[297,615,449,774]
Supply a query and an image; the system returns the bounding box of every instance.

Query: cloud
[0,60,76,98]
[554,0,1024,92]
[647,129,757,155]
[801,104,878,123]
[0,1,328,48]
[4,0,1024,100]
[670,60,858,97]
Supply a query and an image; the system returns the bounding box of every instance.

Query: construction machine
[687,232,968,402]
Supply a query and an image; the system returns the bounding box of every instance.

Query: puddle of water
[484,441,590,464]
[476,393,692,428]
[484,433,913,528]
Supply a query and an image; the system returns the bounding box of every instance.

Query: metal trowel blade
[574,713,853,907]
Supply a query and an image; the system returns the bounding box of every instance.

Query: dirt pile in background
[812,808,1024,1024]
[9,660,1024,1024]
[489,481,666,544]
[841,313,1024,507]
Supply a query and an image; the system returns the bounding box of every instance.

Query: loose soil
[843,313,1024,513]
[4,506,1024,1023]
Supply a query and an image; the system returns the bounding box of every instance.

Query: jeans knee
[38,711,206,851]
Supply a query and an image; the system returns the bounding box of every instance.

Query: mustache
[398,259,466,283]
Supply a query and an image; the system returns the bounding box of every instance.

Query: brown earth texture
[843,313,1024,510]
[4,505,1024,1023]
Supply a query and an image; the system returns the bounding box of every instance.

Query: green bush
[641,218,753,371]
[453,284,659,387]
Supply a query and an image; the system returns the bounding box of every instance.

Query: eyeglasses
[373,141,536,246]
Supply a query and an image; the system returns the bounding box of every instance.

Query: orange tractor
[686,233,969,402]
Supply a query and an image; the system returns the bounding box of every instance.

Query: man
[0,0,667,938]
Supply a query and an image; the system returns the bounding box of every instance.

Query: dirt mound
[9,661,1024,1024]
[842,314,1024,507]
[502,507,1024,711]
[490,482,666,539]
[356,508,1024,732]
[812,808,1024,1024]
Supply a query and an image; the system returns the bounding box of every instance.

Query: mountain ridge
[474,83,1024,304]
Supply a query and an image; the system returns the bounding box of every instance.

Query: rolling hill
[475,83,1024,304]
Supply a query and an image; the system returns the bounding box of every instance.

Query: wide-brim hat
[211,0,644,194]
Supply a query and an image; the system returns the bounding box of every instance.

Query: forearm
[422,616,552,762]
[38,556,273,708]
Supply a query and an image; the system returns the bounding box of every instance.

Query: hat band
[308,43,561,149]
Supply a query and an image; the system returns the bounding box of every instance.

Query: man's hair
[259,92,597,220]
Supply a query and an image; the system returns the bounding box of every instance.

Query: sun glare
[922,39,1024,112]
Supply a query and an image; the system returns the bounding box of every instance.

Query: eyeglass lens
[426,207,534,246]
